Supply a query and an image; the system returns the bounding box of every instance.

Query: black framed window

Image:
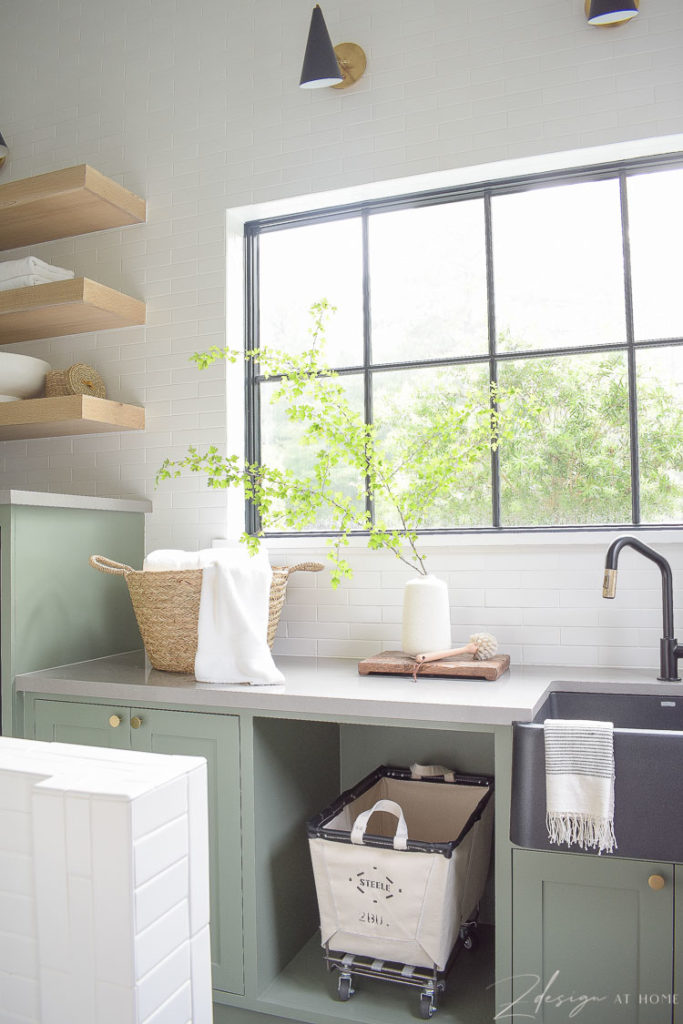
[245,155,683,537]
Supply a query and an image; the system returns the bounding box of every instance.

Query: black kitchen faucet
[603,536,683,682]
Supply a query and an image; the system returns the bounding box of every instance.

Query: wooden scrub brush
[410,632,499,680]
[414,632,499,665]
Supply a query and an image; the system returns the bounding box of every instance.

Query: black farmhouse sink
[510,689,683,861]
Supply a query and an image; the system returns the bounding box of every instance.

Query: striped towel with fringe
[544,718,616,855]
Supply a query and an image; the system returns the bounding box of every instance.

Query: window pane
[637,346,683,523]
[369,200,488,364]
[259,219,363,367]
[493,180,626,352]
[498,351,631,526]
[260,374,365,531]
[628,168,683,341]
[372,364,493,528]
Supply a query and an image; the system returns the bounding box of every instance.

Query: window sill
[214,525,683,555]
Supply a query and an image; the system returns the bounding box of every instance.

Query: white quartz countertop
[0,489,151,513]
[16,652,683,726]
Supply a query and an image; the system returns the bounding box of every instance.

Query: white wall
[1,0,683,668]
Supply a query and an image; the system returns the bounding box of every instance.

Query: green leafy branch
[157,300,508,586]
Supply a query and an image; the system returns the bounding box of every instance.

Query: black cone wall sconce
[299,5,367,90]
[585,0,639,25]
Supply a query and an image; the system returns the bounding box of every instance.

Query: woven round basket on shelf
[45,363,106,399]
[89,555,324,673]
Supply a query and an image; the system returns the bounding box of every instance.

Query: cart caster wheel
[462,922,479,951]
[419,991,437,1018]
[337,975,354,1001]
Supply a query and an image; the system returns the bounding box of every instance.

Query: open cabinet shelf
[0,394,145,440]
[0,164,146,249]
[0,277,145,343]
[235,716,497,1024]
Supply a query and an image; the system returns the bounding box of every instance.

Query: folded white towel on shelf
[0,256,74,283]
[143,547,284,686]
[0,271,75,292]
[544,718,616,855]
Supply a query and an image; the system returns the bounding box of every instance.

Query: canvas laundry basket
[307,764,494,971]
[89,555,323,672]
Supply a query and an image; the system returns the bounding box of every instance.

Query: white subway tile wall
[271,540,683,670]
[1,0,683,670]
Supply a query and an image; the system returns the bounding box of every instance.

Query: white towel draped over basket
[144,547,284,686]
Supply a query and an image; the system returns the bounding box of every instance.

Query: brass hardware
[648,874,666,890]
[131,716,142,729]
[331,43,367,89]
[602,568,617,598]
[585,0,639,26]
[108,714,122,728]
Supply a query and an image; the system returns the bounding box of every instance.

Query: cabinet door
[512,849,674,1024]
[129,707,243,996]
[32,697,130,748]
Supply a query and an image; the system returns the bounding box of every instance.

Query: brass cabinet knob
[131,716,142,729]
[108,714,122,728]
[648,874,666,890]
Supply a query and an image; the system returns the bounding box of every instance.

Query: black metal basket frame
[306,764,494,858]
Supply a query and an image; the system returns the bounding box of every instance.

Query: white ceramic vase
[401,574,451,657]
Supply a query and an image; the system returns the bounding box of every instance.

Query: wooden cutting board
[357,650,510,681]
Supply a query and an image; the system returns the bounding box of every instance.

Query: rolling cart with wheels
[307,764,494,1016]
[325,917,480,1017]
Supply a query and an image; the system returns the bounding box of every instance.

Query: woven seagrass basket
[46,363,106,398]
[89,554,323,673]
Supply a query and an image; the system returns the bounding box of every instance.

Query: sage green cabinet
[30,697,244,997]
[1,501,145,737]
[512,849,675,1024]
[33,697,130,748]
[26,697,501,1023]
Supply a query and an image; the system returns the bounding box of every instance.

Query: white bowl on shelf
[0,352,51,402]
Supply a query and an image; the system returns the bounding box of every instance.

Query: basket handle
[89,555,133,576]
[282,562,324,575]
[350,799,408,851]
[410,763,456,783]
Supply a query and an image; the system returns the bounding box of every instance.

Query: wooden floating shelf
[0,395,145,441]
[0,165,146,250]
[0,277,146,343]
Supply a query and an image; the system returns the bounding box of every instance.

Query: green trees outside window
[258,335,683,532]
